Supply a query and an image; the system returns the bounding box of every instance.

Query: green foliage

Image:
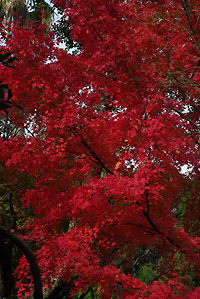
[100,171,107,178]
[135,264,155,285]
[157,252,200,289]
[71,287,99,299]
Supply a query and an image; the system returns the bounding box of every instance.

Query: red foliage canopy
[1,0,200,298]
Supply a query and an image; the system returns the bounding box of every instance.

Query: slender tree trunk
[3,0,29,25]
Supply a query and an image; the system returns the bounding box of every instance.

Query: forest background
[0,0,200,298]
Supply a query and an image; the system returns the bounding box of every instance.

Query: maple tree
[1,0,200,298]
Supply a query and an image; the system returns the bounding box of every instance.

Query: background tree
[0,0,54,25]
[0,0,29,24]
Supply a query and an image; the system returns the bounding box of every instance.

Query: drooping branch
[140,205,190,255]
[78,134,185,252]
[0,225,43,299]
[68,126,114,175]
[173,109,200,131]
[181,0,200,49]
[80,136,114,175]
[69,127,186,254]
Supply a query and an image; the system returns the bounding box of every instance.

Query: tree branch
[173,109,200,130]
[181,0,200,49]
[80,136,114,175]
[8,193,17,230]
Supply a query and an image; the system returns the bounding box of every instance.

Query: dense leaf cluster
[0,0,200,298]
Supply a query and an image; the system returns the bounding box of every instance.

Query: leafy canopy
[1,0,200,298]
